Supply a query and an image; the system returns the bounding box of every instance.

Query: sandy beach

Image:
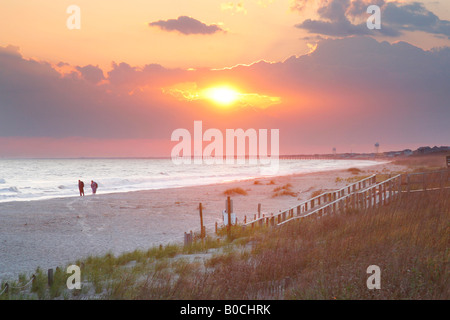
[0,161,406,280]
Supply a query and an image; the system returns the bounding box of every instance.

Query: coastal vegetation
[2,187,447,300]
[1,154,448,300]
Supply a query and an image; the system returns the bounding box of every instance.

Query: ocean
[0,158,383,203]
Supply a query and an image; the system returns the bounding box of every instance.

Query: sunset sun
[204,87,240,106]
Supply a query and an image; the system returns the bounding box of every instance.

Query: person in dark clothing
[91,180,98,194]
[78,180,85,196]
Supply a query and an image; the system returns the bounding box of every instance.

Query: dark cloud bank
[293,0,450,39]
[148,16,224,35]
[0,36,449,153]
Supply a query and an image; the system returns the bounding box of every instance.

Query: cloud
[162,82,281,109]
[0,45,21,58]
[0,37,449,156]
[76,65,105,84]
[221,2,247,15]
[293,0,450,39]
[148,16,224,35]
[383,1,450,38]
[0,46,180,140]
[290,0,309,12]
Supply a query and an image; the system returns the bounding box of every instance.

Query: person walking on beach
[78,180,85,196]
[91,180,98,195]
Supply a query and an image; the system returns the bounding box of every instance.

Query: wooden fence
[197,169,449,241]
[276,174,402,227]
[243,174,378,228]
[240,169,448,230]
[401,170,450,192]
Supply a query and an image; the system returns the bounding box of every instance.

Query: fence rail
[239,169,449,230]
[277,174,402,227]
[243,174,377,228]
[401,170,450,192]
[0,274,36,296]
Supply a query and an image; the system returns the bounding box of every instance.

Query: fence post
[380,184,384,206]
[370,188,374,207]
[48,268,54,287]
[1,283,9,295]
[389,179,393,200]
[227,196,232,234]
[199,203,204,239]
[258,203,261,219]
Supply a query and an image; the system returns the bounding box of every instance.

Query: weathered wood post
[389,180,393,202]
[363,191,368,210]
[380,184,384,206]
[227,196,232,234]
[350,193,354,209]
[199,203,204,239]
[48,268,54,287]
[373,187,376,207]
[258,203,261,219]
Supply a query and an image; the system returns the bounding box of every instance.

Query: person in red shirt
[78,180,84,196]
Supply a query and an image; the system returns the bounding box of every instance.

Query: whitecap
[8,186,20,193]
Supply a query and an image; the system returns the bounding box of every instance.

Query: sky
[0,0,449,157]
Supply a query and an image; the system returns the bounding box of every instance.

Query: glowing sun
[204,87,240,105]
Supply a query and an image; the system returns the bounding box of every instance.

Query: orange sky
[1,0,449,70]
[1,1,449,157]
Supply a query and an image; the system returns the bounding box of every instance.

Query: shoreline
[0,161,404,280]
[0,159,388,205]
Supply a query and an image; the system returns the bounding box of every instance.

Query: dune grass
[133,190,449,300]
[223,187,248,196]
[272,183,298,198]
[347,168,363,175]
[3,187,447,300]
